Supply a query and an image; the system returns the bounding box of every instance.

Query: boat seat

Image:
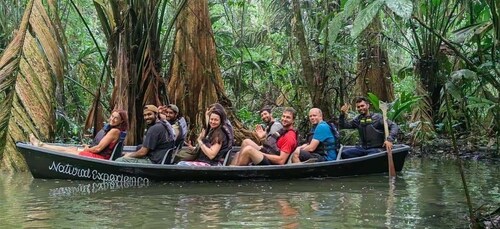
[109,141,124,161]
[161,145,181,164]
[223,147,238,166]
[336,144,344,160]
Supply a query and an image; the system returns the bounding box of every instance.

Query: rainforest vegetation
[0,0,498,171]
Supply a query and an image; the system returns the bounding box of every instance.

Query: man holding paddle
[339,97,399,159]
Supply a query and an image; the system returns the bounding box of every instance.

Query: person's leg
[235,146,265,166]
[341,146,366,159]
[291,147,301,163]
[245,148,266,165]
[229,151,240,166]
[309,153,326,162]
[365,148,383,155]
[233,146,254,166]
[240,139,261,150]
[30,134,80,154]
[292,149,313,163]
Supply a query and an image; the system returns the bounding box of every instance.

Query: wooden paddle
[380,101,396,177]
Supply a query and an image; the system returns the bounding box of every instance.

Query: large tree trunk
[92,1,166,145]
[167,0,253,144]
[356,16,394,102]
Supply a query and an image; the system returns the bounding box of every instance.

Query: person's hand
[197,129,206,141]
[383,140,393,150]
[340,103,350,114]
[255,125,265,139]
[185,140,195,150]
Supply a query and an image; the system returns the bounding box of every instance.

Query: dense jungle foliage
[0,0,499,171]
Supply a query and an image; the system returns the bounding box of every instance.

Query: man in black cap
[116,105,174,164]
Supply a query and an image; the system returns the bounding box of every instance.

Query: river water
[0,158,499,228]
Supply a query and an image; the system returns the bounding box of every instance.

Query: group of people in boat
[29,96,399,166]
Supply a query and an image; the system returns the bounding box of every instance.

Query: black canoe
[16,142,410,183]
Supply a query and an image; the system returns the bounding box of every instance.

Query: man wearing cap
[116,105,174,164]
[160,104,188,147]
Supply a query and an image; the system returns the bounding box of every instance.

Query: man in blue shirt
[292,108,337,163]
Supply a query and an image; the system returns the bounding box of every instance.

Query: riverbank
[409,136,499,161]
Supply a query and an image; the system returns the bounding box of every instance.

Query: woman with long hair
[30,110,128,160]
[178,108,231,166]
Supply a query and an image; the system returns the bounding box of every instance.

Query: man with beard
[231,107,298,166]
[339,97,399,159]
[116,105,174,164]
[159,104,188,147]
[291,108,337,163]
[254,106,282,140]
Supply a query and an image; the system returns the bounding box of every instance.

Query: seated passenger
[292,108,337,163]
[231,107,298,166]
[339,97,399,159]
[29,110,128,160]
[116,105,175,164]
[159,104,188,147]
[206,103,234,146]
[255,105,283,140]
[177,108,231,166]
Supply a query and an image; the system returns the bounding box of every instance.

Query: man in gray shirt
[255,106,282,140]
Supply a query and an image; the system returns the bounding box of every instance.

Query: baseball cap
[167,104,179,113]
[144,105,158,113]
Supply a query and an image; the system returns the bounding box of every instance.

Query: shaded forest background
[0,0,498,171]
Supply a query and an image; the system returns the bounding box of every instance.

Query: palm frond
[0,0,65,171]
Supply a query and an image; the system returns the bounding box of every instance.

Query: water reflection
[0,158,499,228]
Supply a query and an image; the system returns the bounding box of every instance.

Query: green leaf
[385,0,413,19]
[0,0,65,171]
[344,0,363,18]
[328,12,345,43]
[351,0,384,39]
[367,92,380,111]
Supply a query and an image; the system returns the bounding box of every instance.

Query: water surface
[0,158,499,228]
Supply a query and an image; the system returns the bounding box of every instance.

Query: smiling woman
[29,110,128,160]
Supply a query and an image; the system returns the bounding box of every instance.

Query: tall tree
[332,0,413,101]
[92,0,168,145]
[167,0,253,143]
[355,15,394,101]
[290,0,338,117]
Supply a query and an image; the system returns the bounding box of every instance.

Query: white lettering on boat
[49,181,150,197]
[48,161,150,184]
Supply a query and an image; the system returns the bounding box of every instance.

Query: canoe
[16,142,410,183]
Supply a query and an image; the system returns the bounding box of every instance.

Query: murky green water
[0,158,499,228]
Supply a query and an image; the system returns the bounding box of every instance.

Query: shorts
[298,149,326,162]
[256,155,272,165]
[79,151,109,160]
